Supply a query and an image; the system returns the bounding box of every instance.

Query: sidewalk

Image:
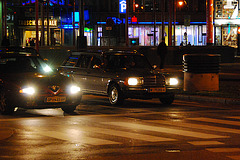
[163,62,240,105]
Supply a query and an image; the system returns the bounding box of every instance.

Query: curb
[175,94,240,105]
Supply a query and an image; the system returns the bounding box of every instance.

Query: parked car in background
[59,50,180,105]
[0,50,82,115]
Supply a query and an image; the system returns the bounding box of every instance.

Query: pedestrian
[187,42,191,46]
[1,36,10,47]
[157,38,168,69]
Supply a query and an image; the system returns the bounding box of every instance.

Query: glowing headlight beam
[19,87,35,95]
[128,78,138,86]
[70,85,81,94]
[169,78,179,85]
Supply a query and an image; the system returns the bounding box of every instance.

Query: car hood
[1,72,73,87]
[114,68,159,78]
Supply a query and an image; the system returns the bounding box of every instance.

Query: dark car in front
[0,51,82,115]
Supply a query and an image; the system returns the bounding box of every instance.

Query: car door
[85,55,110,95]
[70,54,93,93]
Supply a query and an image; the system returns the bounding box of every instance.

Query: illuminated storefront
[18,19,60,46]
[97,19,207,46]
[215,0,239,47]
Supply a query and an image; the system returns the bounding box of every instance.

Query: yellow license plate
[149,87,166,93]
[46,97,66,103]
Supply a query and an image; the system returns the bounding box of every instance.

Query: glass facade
[215,0,239,47]
[97,24,207,46]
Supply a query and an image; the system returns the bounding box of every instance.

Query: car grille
[143,75,165,87]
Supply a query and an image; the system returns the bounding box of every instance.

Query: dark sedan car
[59,50,180,105]
[0,51,82,115]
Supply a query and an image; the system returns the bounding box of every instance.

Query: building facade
[215,0,239,48]
[2,0,216,47]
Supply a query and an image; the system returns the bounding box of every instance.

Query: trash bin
[183,54,221,92]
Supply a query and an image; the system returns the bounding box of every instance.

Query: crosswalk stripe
[79,127,176,142]
[228,116,240,120]
[227,155,240,160]
[188,117,240,126]
[37,131,120,145]
[206,148,240,152]
[102,122,228,139]
[188,141,224,146]
[146,120,240,134]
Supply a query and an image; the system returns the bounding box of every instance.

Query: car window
[106,55,151,69]
[77,55,92,68]
[89,56,102,69]
[64,56,79,67]
[0,56,53,73]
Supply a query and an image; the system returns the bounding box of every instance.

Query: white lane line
[102,122,228,139]
[228,116,240,120]
[79,127,176,142]
[227,155,240,160]
[146,120,240,134]
[188,117,240,126]
[188,141,224,146]
[37,131,120,145]
[206,148,240,153]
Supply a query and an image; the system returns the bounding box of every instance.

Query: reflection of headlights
[166,78,179,85]
[19,87,35,95]
[70,85,81,94]
[127,77,143,86]
[43,65,52,73]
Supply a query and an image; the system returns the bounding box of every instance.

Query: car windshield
[105,54,152,70]
[0,56,53,74]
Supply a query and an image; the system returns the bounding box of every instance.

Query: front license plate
[149,87,166,93]
[45,97,66,103]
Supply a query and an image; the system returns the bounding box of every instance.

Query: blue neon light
[22,0,65,6]
[72,11,90,23]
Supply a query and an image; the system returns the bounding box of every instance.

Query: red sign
[132,16,138,23]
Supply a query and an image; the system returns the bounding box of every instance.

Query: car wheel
[108,84,124,105]
[0,91,14,115]
[159,93,175,105]
[61,106,76,114]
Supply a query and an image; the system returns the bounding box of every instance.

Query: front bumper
[9,93,82,109]
[122,86,177,99]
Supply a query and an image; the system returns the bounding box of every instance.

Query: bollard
[183,54,221,92]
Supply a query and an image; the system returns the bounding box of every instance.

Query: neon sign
[22,0,65,6]
[119,0,126,14]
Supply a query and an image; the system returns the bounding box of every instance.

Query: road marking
[188,117,240,126]
[102,122,228,139]
[146,120,240,134]
[206,148,240,152]
[188,141,224,146]
[227,155,240,160]
[228,116,240,120]
[37,131,120,145]
[79,127,176,142]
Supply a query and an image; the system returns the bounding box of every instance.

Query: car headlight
[166,78,179,86]
[19,87,35,95]
[70,85,81,94]
[127,77,143,86]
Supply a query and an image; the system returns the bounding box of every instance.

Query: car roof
[70,50,143,56]
[0,46,38,55]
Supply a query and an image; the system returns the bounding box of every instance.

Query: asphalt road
[1,95,240,160]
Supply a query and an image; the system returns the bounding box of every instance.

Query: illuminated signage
[119,0,126,14]
[22,0,65,6]
[18,20,57,26]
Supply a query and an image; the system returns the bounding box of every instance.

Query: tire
[108,84,124,105]
[159,93,175,105]
[0,91,14,115]
[61,106,76,114]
